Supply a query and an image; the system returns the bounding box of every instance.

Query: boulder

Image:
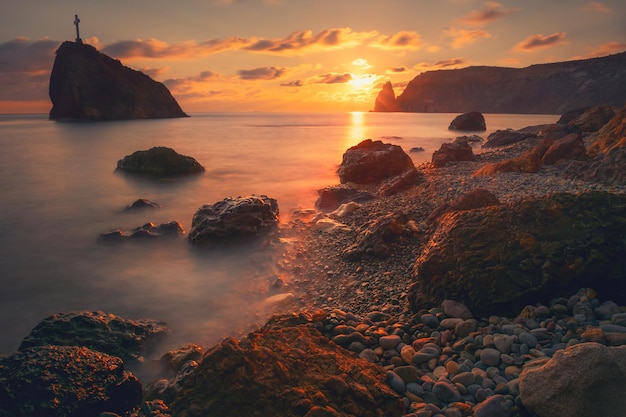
[338,139,415,184]
[427,188,501,223]
[473,138,552,175]
[378,168,422,196]
[409,192,626,317]
[540,133,587,165]
[315,185,376,213]
[586,105,626,157]
[519,342,626,417]
[49,41,187,120]
[556,107,589,125]
[568,105,616,132]
[343,212,413,260]
[116,146,204,177]
[188,195,279,245]
[18,311,169,364]
[0,345,142,417]
[482,129,536,148]
[124,198,161,211]
[373,81,401,112]
[432,141,474,168]
[99,220,184,241]
[448,112,486,131]
[147,320,405,417]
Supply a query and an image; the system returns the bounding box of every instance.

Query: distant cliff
[49,41,187,121]
[374,52,626,114]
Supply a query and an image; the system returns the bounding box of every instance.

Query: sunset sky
[1,0,625,113]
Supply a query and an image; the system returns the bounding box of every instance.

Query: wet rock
[338,139,415,184]
[432,141,473,168]
[124,198,161,211]
[147,321,404,417]
[409,192,626,317]
[99,221,184,241]
[0,345,142,417]
[482,129,536,148]
[378,168,422,197]
[188,195,279,246]
[315,185,376,213]
[448,112,486,131]
[116,146,204,177]
[18,311,169,364]
[343,212,412,260]
[540,133,587,165]
[519,342,626,417]
[568,105,616,132]
[427,188,501,223]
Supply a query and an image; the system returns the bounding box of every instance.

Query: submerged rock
[116,146,204,177]
[0,345,142,417]
[49,41,187,121]
[188,195,279,246]
[124,198,162,211]
[338,139,415,184]
[19,311,169,364]
[99,221,185,241]
[448,112,486,131]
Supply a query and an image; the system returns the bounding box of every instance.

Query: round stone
[379,335,402,350]
[451,371,476,387]
[519,332,539,348]
[433,380,462,403]
[455,319,478,338]
[493,335,514,354]
[400,344,415,364]
[421,314,440,328]
[480,348,501,367]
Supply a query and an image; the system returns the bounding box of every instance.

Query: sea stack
[49,41,188,121]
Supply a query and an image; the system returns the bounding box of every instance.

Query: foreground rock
[19,311,169,364]
[49,41,187,120]
[432,140,474,168]
[99,221,185,241]
[410,192,626,317]
[519,342,626,417]
[147,316,405,417]
[448,112,486,131]
[116,146,205,177]
[338,139,415,184]
[315,185,376,212]
[0,345,142,417]
[188,195,279,246]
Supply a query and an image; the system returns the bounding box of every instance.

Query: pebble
[379,334,402,349]
[479,348,501,367]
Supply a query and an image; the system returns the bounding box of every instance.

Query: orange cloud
[316,73,352,84]
[102,37,250,59]
[434,58,468,68]
[385,66,408,74]
[243,28,376,54]
[458,1,519,26]
[514,32,567,51]
[446,28,493,48]
[371,31,423,50]
[238,66,288,80]
[578,41,626,58]
[579,1,611,12]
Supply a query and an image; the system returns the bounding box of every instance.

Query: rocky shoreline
[2,106,626,417]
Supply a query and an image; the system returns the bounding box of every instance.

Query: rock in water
[49,41,187,120]
[338,139,415,184]
[519,342,626,417]
[448,112,486,131]
[188,195,279,246]
[0,345,142,417]
[116,146,204,177]
[373,81,401,112]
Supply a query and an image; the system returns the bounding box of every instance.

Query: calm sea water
[0,112,557,355]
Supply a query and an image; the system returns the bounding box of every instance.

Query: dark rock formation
[540,133,587,165]
[99,221,185,241]
[426,188,501,223]
[315,185,376,212]
[343,212,413,260]
[124,198,162,211]
[0,345,142,417]
[116,146,204,177]
[448,112,486,131]
[567,105,616,132]
[188,195,279,246]
[373,81,401,112]
[557,107,589,125]
[147,316,405,417]
[377,52,626,114]
[19,311,169,364]
[49,41,187,120]
[432,141,474,168]
[482,129,536,148]
[409,192,626,317]
[519,343,626,417]
[378,167,422,196]
[338,139,416,184]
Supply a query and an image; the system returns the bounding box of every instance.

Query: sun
[348,74,378,89]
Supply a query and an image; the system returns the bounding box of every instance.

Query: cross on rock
[74,14,82,44]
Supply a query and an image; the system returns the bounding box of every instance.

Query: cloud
[371,31,423,50]
[578,41,626,58]
[281,80,304,87]
[458,1,519,26]
[579,1,611,13]
[352,58,372,70]
[243,28,375,54]
[316,73,352,84]
[385,66,408,74]
[237,66,287,80]
[446,28,493,48]
[434,58,468,68]
[102,37,250,59]
[514,32,567,51]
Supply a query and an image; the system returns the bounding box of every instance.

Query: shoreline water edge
[2,106,626,417]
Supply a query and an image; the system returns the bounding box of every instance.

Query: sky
[1,0,625,114]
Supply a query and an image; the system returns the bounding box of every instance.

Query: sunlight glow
[348,111,366,143]
[348,74,377,89]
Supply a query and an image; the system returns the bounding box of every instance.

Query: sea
[0,111,558,357]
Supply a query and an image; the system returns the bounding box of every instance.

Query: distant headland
[49,15,187,121]
[374,51,626,114]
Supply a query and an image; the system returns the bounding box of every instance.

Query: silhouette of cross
[74,14,82,43]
